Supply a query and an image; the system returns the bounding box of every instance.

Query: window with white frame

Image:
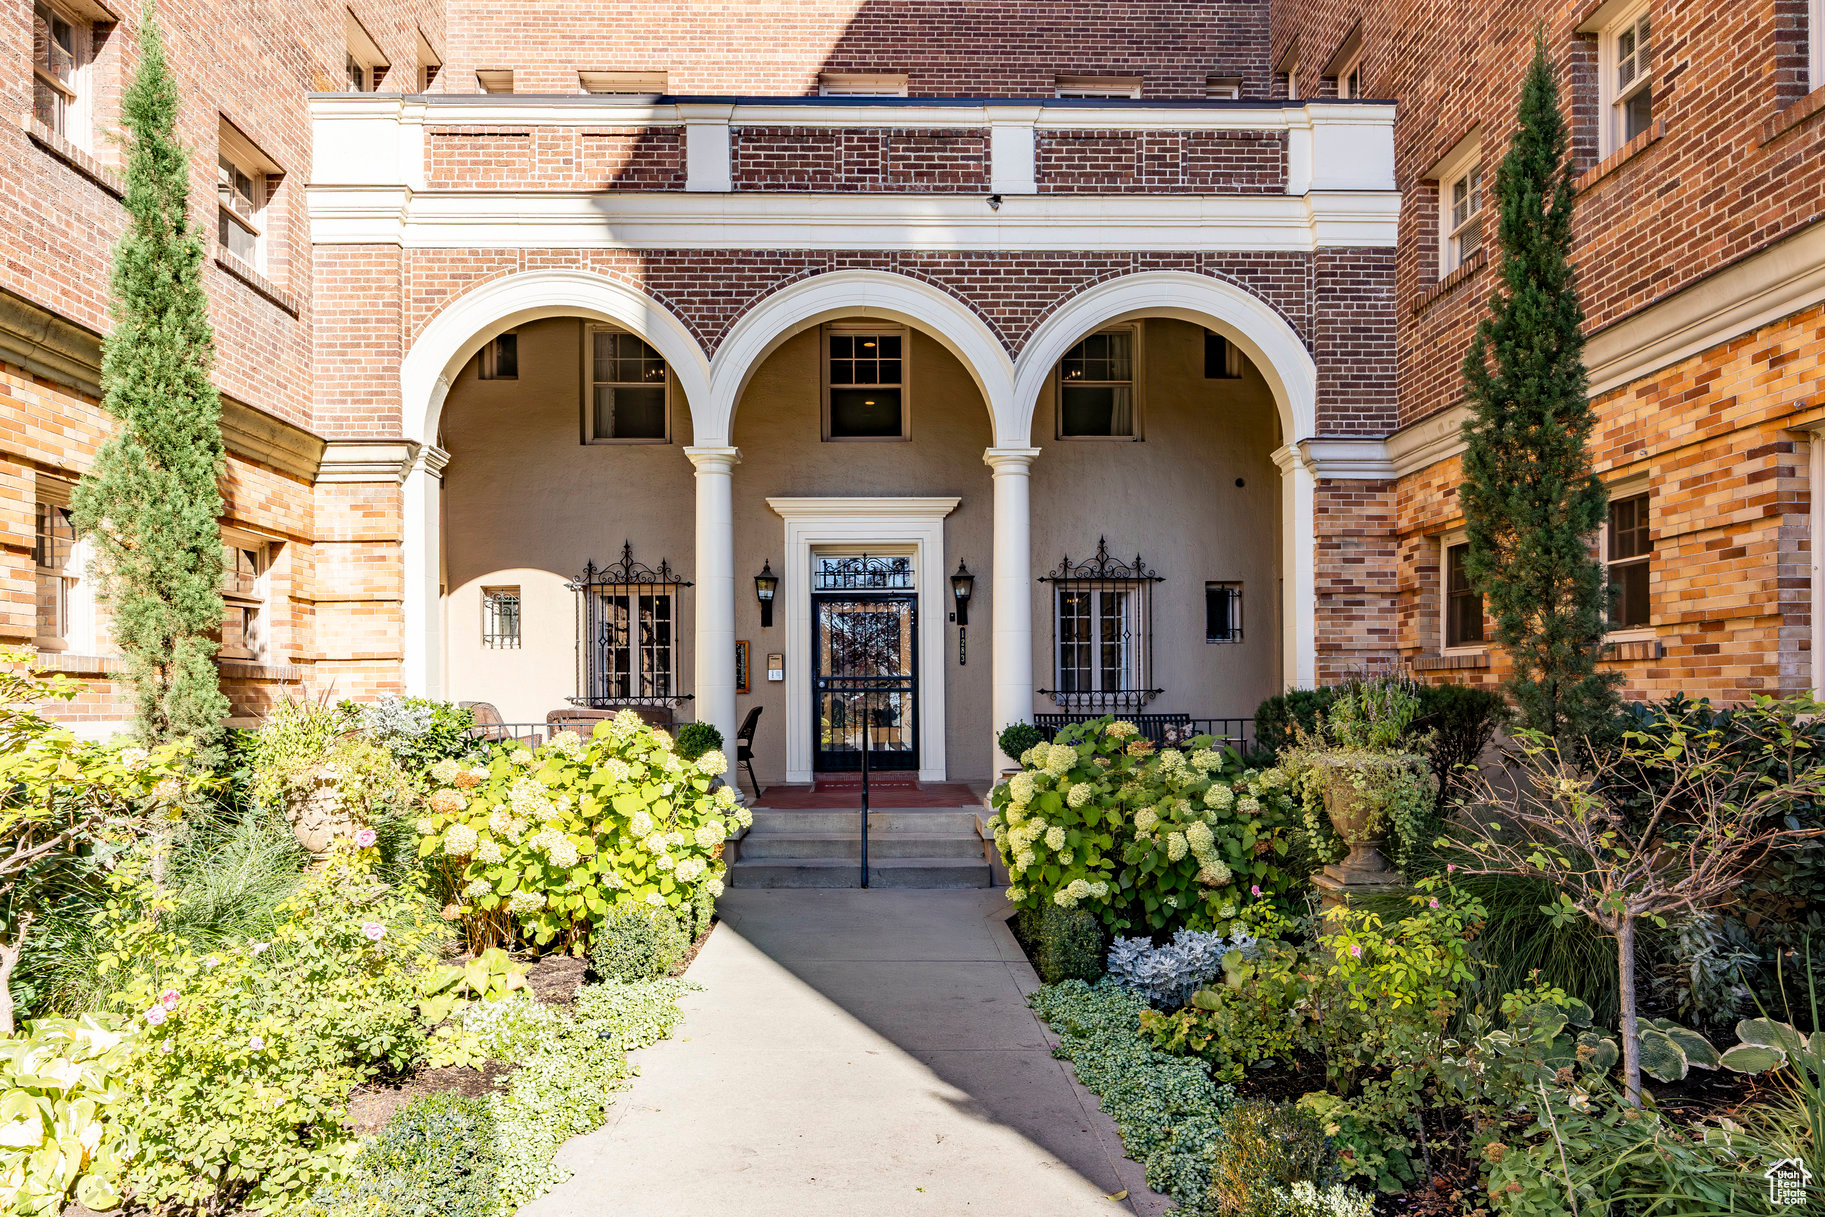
[477,332,517,379]
[344,10,388,92]
[217,122,278,272]
[1206,76,1242,100]
[220,535,273,660]
[1205,582,1242,643]
[586,326,669,441]
[824,326,907,440]
[1442,539,1484,648]
[1598,3,1653,155]
[1606,490,1652,630]
[481,586,521,648]
[31,1,87,144]
[1432,135,1484,276]
[1057,327,1140,438]
[577,544,683,706]
[33,498,78,650]
[1041,541,1159,710]
[818,72,907,96]
[1335,51,1363,98]
[1055,75,1142,98]
[581,70,668,96]
[416,30,441,92]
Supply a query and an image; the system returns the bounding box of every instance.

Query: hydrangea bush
[986,719,1299,935]
[415,713,751,949]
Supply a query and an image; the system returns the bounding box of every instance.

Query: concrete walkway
[523,889,1170,1217]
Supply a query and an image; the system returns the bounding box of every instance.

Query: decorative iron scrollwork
[813,553,914,592]
[568,540,692,591]
[1037,537,1163,584]
[569,542,691,709]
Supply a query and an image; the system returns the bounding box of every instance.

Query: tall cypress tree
[1459,31,1619,746]
[71,3,228,754]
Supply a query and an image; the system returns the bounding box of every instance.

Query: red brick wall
[425,127,686,189]
[442,0,1272,98]
[1035,130,1287,193]
[729,127,988,191]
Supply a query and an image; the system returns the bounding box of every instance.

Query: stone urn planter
[284,770,359,859]
[1308,751,1415,908]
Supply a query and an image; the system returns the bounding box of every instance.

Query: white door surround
[768,496,960,784]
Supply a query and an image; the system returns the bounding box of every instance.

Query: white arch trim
[400,268,713,445]
[702,269,1017,446]
[1010,270,1317,448]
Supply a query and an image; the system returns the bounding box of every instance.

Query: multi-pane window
[220,540,270,659]
[1444,541,1484,647]
[1056,588,1142,697]
[1602,6,1653,154]
[216,155,263,267]
[587,328,668,441]
[824,328,906,439]
[344,11,387,92]
[590,589,675,701]
[1204,331,1244,379]
[1205,583,1243,643]
[478,332,517,379]
[1607,492,1652,629]
[1058,328,1138,438]
[33,501,76,648]
[1335,52,1363,99]
[31,2,80,140]
[482,586,521,648]
[1444,162,1484,271]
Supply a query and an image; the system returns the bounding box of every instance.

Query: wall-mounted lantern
[755,560,778,627]
[950,560,975,626]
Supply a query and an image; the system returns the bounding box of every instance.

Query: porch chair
[735,705,763,799]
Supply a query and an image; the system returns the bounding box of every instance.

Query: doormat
[813,773,921,792]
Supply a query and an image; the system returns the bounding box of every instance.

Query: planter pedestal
[1311,761,1407,910]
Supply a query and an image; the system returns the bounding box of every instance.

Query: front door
[812,556,918,772]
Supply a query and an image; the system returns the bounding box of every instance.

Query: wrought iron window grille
[813,554,914,592]
[568,541,692,708]
[1038,538,1162,710]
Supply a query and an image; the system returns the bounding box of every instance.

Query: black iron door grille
[813,594,917,772]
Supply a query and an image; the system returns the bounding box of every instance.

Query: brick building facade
[3,0,1821,778]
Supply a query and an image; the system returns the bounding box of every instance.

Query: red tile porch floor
[752,778,988,809]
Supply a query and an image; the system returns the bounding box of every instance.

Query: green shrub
[988,718,1301,936]
[1205,1100,1339,1217]
[1253,689,1339,759]
[591,904,689,981]
[306,1092,499,1217]
[417,713,749,949]
[1413,682,1506,803]
[0,1015,134,1214]
[684,885,715,941]
[354,697,479,772]
[673,721,724,763]
[997,721,1043,766]
[1016,904,1107,984]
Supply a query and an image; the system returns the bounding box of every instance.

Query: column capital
[684,445,742,474]
[983,446,1041,474]
[1269,442,1309,475]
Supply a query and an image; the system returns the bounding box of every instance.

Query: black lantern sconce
[950,560,975,626]
[754,560,779,627]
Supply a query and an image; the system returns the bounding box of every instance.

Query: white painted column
[685,446,741,778]
[399,443,448,697]
[1272,443,1318,690]
[984,447,1040,756]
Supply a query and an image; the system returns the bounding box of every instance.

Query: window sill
[219,658,305,681]
[1411,650,1489,672]
[1412,247,1487,316]
[33,651,130,676]
[1601,635,1662,662]
[214,251,301,317]
[1573,119,1665,193]
[1761,84,1825,147]
[24,119,123,198]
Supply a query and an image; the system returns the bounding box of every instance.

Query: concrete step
[728,857,993,889]
[748,808,981,835]
[738,832,986,861]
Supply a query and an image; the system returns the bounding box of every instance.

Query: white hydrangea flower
[734,805,753,828]
[548,730,584,757]
[641,832,667,854]
[415,816,435,835]
[694,750,727,775]
[675,856,706,882]
[1167,832,1189,862]
[1044,825,1066,851]
[604,759,632,784]
[1019,745,1039,767]
[443,823,479,856]
[1259,768,1289,791]
[1189,749,1222,773]
[1005,886,1025,902]
[655,852,675,871]
[1236,795,1261,814]
[1088,880,1109,899]
[1057,849,1073,865]
[474,837,504,864]
[630,810,655,838]
[1208,785,1236,810]
[644,891,666,907]
[462,877,490,898]
[1009,773,1036,806]
[529,826,579,869]
[1185,820,1215,857]
[1133,807,1159,833]
[430,758,461,785]
[1199,861,1233,887]
[615,709,644,728]
[695,822,727,849]
[715,785,740,809]
[506,889,546,915]
[1043,743,1076,775]
[1067,783,1093,808]
[120,746,150,770]
[1016,849,1036,870]
[1052,889,1078,908]
[1106,720,1138,739]
[510,750,535,767]
[488,807,516,838]
[1067,878,1091,899]
[1218,902,1238,919]
[1159,749,1187,773]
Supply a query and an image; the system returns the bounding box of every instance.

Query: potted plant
[997,721,1043,779]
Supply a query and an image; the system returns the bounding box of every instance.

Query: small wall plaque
[767,652,785,682]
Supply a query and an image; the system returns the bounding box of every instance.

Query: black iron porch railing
[1033,713,1256,754]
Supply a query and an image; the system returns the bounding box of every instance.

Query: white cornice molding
[317,440,422,483]
[1298,437,1396,480]
[766,495,962,521]
[1585,220,1825,397]
[306,186,1399,251]
[1386,407,1468,478]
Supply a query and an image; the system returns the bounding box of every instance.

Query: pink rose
[1250,885,1262,897]
[159,989,180,1010]
[354,828,378,848]
[1349,944,1362,958]
[362,922,386,941]
[144,1006,167,1026]
[1429,898,1440,909]
[248,1035,265,1051]
[1447,863,1456,873]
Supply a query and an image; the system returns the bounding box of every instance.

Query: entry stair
[729,807,992,888]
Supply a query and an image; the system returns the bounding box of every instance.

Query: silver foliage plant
[1106,927,1260,1008]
